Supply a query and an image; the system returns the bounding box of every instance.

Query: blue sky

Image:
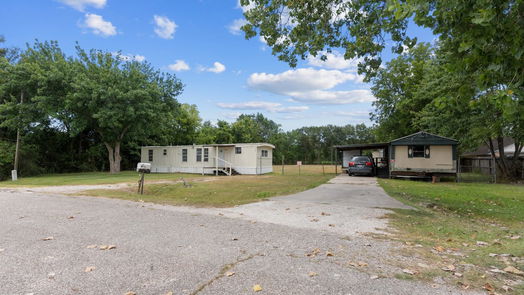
[1,0,434,130]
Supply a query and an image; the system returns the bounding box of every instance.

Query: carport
[334,143,390,178]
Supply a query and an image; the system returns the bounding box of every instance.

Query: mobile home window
[203,148,209,162]
[235,147,242,154]
[408,145,430,158]
[148,150,153,161]
[182,149,187,162]
[163,149,167,156]
[261,150,268,157]
[196,148,202,162]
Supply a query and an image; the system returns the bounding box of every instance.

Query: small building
[140,143,274,175]
[389,132,458,177]
[335,131,459,178]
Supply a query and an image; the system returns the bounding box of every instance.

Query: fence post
[493,158,497,183]
[281,156,284,175]
[457,156,461,183]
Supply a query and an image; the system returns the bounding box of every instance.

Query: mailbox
[136,162,151,173]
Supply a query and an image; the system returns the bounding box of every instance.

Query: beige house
[389,132,458,177]
[140,143,274,175]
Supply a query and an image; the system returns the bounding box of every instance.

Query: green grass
[0,171,203,187]
[83,173,332,207]
[379,179,524,292]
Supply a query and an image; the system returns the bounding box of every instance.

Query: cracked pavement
[0,177,482,294]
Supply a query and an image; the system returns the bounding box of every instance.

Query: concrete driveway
[0,176,480,295]
[216,175,412,236]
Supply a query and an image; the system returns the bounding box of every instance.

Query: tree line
[0,38,374,180]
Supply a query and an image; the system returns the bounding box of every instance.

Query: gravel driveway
[0,176,481,295]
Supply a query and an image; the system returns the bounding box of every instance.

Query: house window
[261,150,268,157]
[182,149,187,162]
[196,148,202,162]
[163,149,167,156]
[204,148,209,162]
[235,147,242,154]
[148,150,153,162]
[408,145,430,158]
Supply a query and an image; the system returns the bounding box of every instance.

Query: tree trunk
[104,141,121,173]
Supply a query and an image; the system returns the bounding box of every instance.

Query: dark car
[347,156,374,176]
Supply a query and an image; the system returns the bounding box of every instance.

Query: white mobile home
[140,143,274,175]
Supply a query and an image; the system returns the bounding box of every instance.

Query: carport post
[335,149,338,174]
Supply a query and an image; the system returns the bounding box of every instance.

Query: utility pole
[12,91,23,181]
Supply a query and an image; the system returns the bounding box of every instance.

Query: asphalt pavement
[0,176,482,295]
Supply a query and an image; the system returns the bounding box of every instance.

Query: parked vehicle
[347,156,374,176]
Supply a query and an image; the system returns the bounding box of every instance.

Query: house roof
[142,143,275,149]
[461,137,519,158]
[390,131,458,146]
[334,143,389,151]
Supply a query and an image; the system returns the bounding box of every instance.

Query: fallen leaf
[252,284,262,292]
[489,253,498,257]
[321,212,331,216]
[48,272,55,279]
[453,272,463,277]
[434,246,445,252]
[86,245,97,249]
[42,237,54,241]
[326,251,334,257]
[226,271,235,277]
[124,292,136,295]
[305,248,321,257]
[310,218,319,222]
[509,235,521,240]
[308,271,317,277]
[164,292,173,295]
[99,245,108,250]
[218,213,224,216]
[67,216,75,219]
[370,275,379,280]
[285,208,290,211]
[85,266,96,272]
[357,261,368,267]
[328,224,336,227]
[476,241,488,246]
[402,269,417,275]
[442,265,455,272]
[503,266,524,276]
[232,238,238,241]
[108,245,116,250]
[404,241,414,246]
[483,283,494,292]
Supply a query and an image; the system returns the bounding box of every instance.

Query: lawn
[0,171,204,187]
[379,179,524,293]
[0,165,336,207]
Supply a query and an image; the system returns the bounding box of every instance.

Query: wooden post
[137,173,145,194]
[335,149,338,174]
[322,164,325,175]
[281,155,284,175]
[299,164,301,176]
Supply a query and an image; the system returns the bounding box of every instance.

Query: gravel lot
[0,176,482,295]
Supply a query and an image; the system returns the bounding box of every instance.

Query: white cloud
[332,110,371,117]
[217,101,309,113]
[201,62,226,73]
[248,68,357,92]
[58,0,106,11]
[82,13,117,37]
[228,18,247,35]
[112,52,145,62]
[153,15,177,39]
[168,60,190,72]
[307,51,361,71]
[285,89,375,105]
[247,68,374,105]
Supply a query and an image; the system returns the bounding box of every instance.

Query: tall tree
[69,46,183,173]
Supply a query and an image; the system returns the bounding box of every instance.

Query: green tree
[370,43,433,141]
[69,46,183,173]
